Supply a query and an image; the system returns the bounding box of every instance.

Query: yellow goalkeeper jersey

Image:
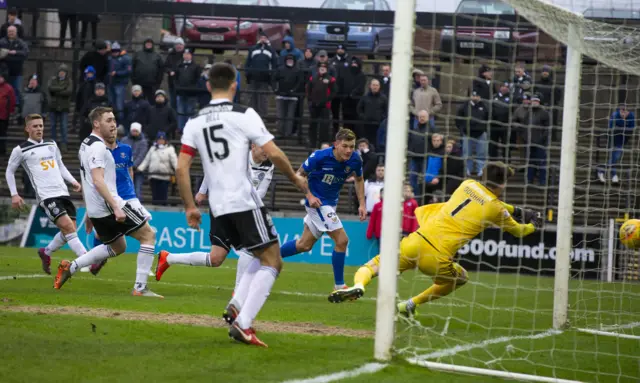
[415,179,535,257]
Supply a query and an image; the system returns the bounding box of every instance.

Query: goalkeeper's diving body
[328,162,542,316]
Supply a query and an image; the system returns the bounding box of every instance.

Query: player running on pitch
[279,128,367,292]
[164,62,306,347]
[155,142,274,298]
[5,114,86,274]
[83,122,156,280]
[54,107,161,298]
[328,162,542,317]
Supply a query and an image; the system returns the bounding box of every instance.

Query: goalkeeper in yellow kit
[328,162,542,316]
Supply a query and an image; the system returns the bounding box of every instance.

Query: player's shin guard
[235,266,278,330]
[134,244,155,291]
[69,245,117,274]
[279,240,299,258]
[231,257,261,309]
[331,250,346,287]
[45,232,67,256]
[64,233,87,257]
[166,251,210,266]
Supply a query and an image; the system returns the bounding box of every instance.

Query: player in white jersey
[157,62,307,347]
[155,143,275,296]
[5,114,87,275]
[53,106,161,298]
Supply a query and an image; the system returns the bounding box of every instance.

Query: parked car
[168,0,292,51]
[439,0,539,62]
[305,0,393,54]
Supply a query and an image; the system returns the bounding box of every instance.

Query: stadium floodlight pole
[374,0,416,361]
[553,23,582,330]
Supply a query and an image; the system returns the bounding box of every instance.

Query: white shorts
[126,198,152,221]
[303,205,343,239]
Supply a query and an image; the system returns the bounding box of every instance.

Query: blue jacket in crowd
[609,108,635,146]
[424,156,443,183]
[109,51,132,85]
[279,36,303,66]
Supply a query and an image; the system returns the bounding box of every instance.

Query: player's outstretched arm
[494,203,537,238]
[261,141,309,194]
[500,201,542,226]
[6,146,24,209]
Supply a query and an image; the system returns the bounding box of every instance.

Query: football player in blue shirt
[279,128,367,291]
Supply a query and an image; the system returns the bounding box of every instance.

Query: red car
[172,0,292,51]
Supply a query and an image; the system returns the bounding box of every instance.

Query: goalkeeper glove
[513,206,543,227]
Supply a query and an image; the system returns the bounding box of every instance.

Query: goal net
[381,0,640,381]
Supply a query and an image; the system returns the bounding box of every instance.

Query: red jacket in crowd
[366,198,419,240]
[0,81,16,120]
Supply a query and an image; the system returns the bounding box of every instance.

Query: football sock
[331,250,346,286]
[45,232,66,256]
[70,245,115,274]
[279,240,299,258]
[231,256,261,309]
[234,251,254,292]
[353,265,375,290]
[411,282,457,305]
[236,266,278,330]
[134,244,155,291]
[166,251,209,266]
[64,233,87,257]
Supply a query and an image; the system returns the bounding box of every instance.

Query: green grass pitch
[0,247,638,382]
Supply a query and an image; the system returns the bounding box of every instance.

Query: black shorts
[90,203,148,245]
[209,207,278,252]
[39,197,77,223]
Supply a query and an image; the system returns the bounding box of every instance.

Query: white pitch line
[413,329,563,360]
[0,274,48,281]
[576,328,640,340]
[280,363,388,383]
[600,322,640,331]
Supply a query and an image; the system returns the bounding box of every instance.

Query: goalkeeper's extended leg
[398,263,468,317]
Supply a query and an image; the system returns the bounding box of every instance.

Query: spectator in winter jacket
[423,133,445,204]
[329,44,350,134]
[443,139,465,197]
[175,49,200,132]
[311,50,336,78]
[138,131,177,205]
[473,64,495,101]
[512,64,532,104]
[273,54,304,137]
[377,118,387,154]
[364,164,384,213]
[79,82,111,139]
[296,48,316,137]
[339,56,366,132]
[490,81,513,161]
[408,110,437,195]
[21,74,47,122]
[164,38,186,110]
[79,40,110,83]
[357,79,388,145]
[0,72,16,155]
[378,64,391,97]
[534,64,563,136]
[245,32,278,117]
[75,66,97,126]
[598,104,635,184]
[300,48,316,75]
[278,36,303,66]
[148,89,177,140]
[121,122,149,199]
[357,138,379,181]
[132,38,164,104]
[48,64,72,147]
[411,74,442,127]
[196,63,212,108]
[511,91,532,151]
[456,90,489,176]
[306,62,336,149]
[124,85,152,134]
[0,8,24,39]
[108,42,132,123]
[522,93,551,185]
[0,26,28,113]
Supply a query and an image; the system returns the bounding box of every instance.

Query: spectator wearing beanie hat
[79,82,111,139]
[164,37,186,110]
[175,48,201,132]
[108,41,132,122]
[306,61,336,148]
[80,40,110,83]
[149,89,177,140]
[456,89,489,177]
[122,122,149,199]
[245,31,278,117]
[472,64,495,100]
[273,53,304,137]
[138,131,177,205]
[124,84,152,134]
[132,37,164,104]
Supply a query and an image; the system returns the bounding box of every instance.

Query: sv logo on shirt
[40,160,56,171]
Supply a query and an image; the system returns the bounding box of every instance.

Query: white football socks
[231,256,261,309]
[236,266,278,330]
[234,251,255,292]
[135,244,155,291]
[45,232,66,256]
[64,233,87,257]
[70,245,116,274]
[166,251,209,266]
